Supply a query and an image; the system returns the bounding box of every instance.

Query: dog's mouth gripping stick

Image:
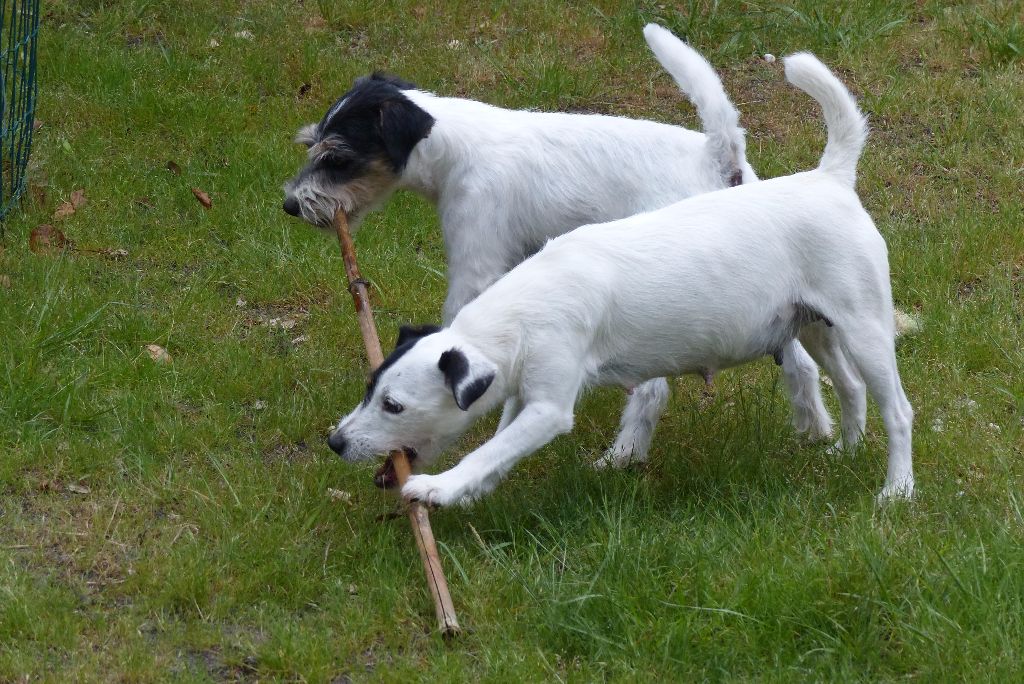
[331,208,461,638]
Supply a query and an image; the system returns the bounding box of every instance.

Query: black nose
[282,196,300,217]
[327,429,347,456]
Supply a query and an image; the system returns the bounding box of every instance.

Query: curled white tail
[643,24,748,186]
[783,53,868,187]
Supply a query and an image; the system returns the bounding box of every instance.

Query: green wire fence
[0,0,39,221]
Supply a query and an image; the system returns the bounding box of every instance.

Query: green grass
[2,0,1023,680]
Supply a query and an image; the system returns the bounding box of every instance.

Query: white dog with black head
[326,53,915,507]
[284,25,835,470]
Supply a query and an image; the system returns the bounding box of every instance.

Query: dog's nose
[282,196,300,217]
[327,429,347,456]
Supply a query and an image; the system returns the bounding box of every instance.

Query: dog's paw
[593,450,630,470]
[402,473,470,507]
[876,477,915,504]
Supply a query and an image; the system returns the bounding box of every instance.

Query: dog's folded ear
[438,348,495,411]
[395,324,441,349]
[378,98,434,173]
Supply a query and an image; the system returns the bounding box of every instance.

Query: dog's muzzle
[282,196,300,217]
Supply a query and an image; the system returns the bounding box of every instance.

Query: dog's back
[455,53,881,383]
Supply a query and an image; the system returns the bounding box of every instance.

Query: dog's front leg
[439,209,513,324]
[402,401,574,506]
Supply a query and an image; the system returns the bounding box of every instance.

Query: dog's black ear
[369,72,417,90]
[395,324,441,349]
[379,98,434,172]
[438,348,494,411]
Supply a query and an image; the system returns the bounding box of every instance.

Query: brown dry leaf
[70,189,87,209]
[67,483,91,495]
[53,203,76,220]
[29,224,71,253]
[53,189,86,220]
[135,196,155,209]
[33,118,43,131]
[166,160,181,175]
[145,344,173,365]
[101,248,129,260]
[191,187,212,209]
[0,275,10,289]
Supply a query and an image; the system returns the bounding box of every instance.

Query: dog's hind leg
[781,339,833,439]
[829,318,914,501]
[798,324,867,451]
[595,377,670,469]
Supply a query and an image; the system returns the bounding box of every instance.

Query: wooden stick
[332,208,461,639]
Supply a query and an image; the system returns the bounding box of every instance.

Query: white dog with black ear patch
[286,25,835,468]
[327,52,915,507]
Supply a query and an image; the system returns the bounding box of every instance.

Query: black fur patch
[318,75,434,173]
[396,324,441,348]
[438,348,494,410]
[438,348,468,390]
[363,325,441,405]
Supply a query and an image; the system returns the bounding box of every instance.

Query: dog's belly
[594,346,760,388]
[591,303,822,388]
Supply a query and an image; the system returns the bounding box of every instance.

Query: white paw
[594,446,641,470]
[402,473,461,507]
[876,477,915,504]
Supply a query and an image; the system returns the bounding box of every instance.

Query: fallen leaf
[348,583,358,595]
[327,488,352,504]
[53,203,75,220]
[67,483,91,495]
[38,479,61,492]
[209,38,220,48]
[29,224,71,253]
[33,118,43,131]
[145,344,172,365]
[253,399,267,410]
[102,248,129,260]
[0,275,10,289]
[233,29,254,40]
[236,297,246,308]
[53,189,86,220]
[291,334,309,346]
[135,196,155,209]
[191,187,212,209]
[166,160,181,175]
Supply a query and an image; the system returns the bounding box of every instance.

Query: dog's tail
[643,24,747,187]
[783,53,868,187]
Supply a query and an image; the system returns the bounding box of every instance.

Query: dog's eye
[382,397,404,415]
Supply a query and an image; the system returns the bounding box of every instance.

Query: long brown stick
[332,208,461,638]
